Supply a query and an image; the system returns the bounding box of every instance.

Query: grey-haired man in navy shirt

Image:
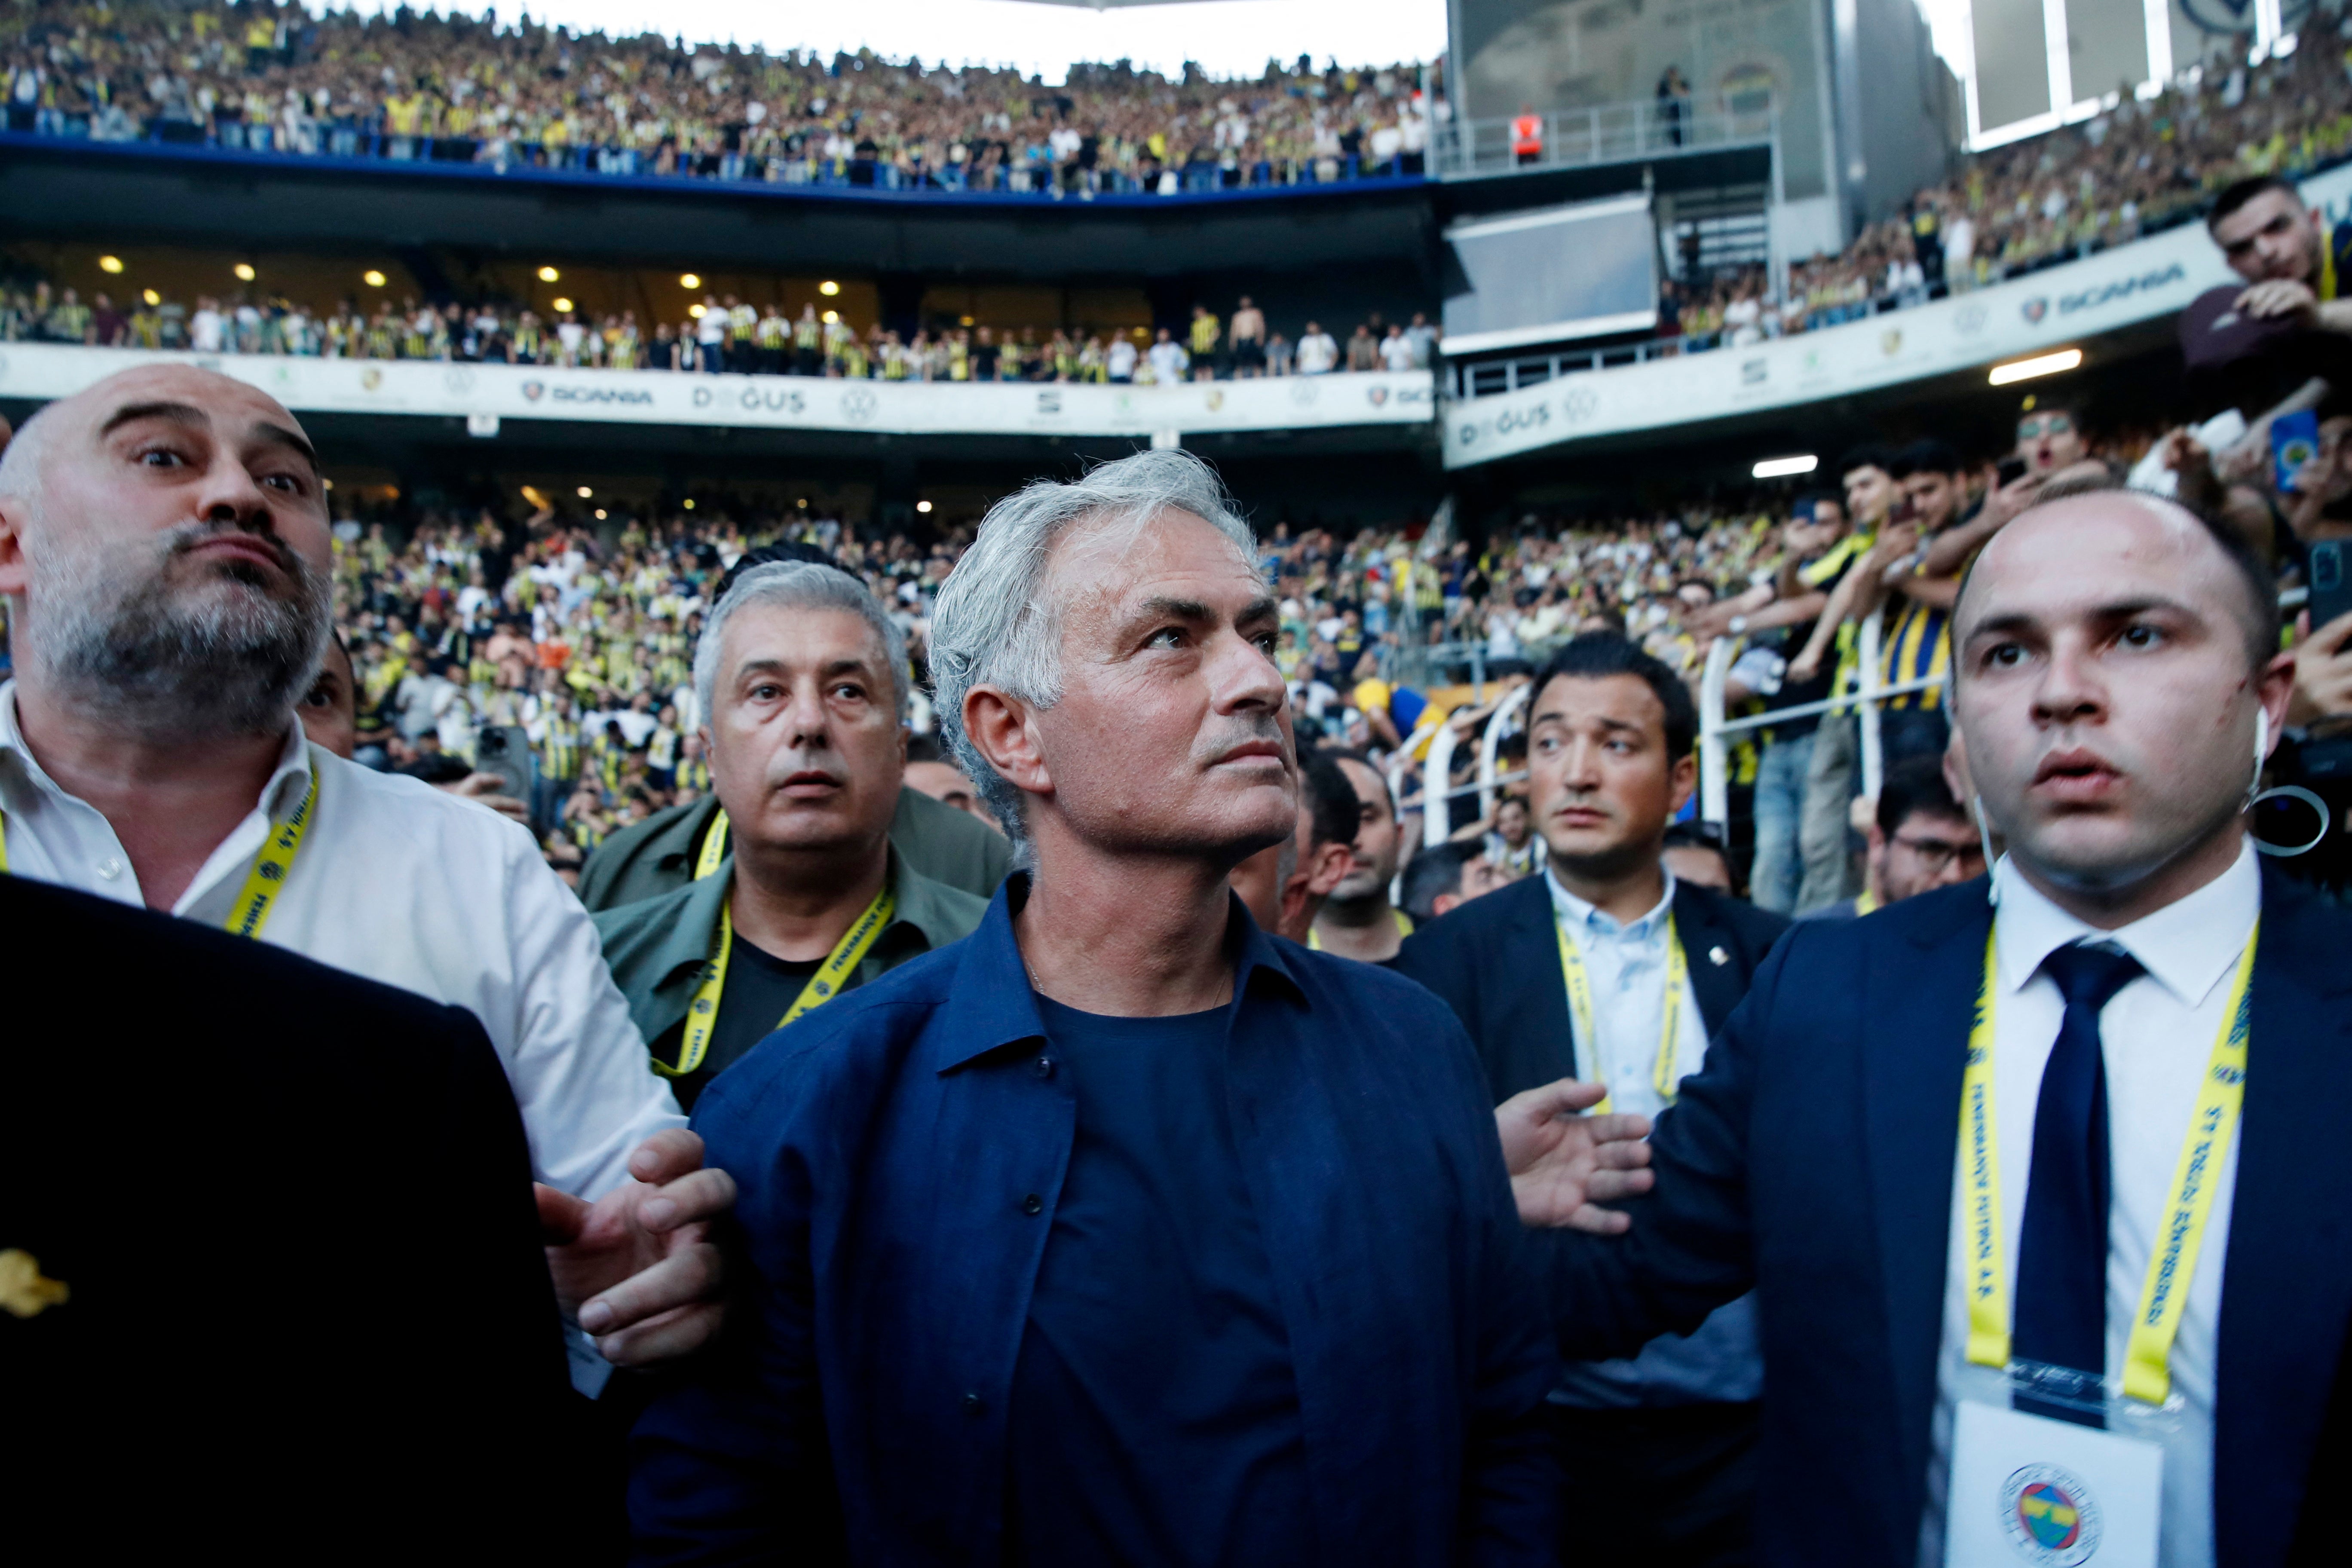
[629,449,1572,1564]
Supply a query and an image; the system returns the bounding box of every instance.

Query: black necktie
[2013,943,2144,1424]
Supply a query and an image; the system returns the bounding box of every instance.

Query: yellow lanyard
[695,806,730,880]
[1960,923,2257,1405]
[1554,910,1688,1115]
[657,878,896,1080]
[0,771,317,941]
[1306,907,1413,950]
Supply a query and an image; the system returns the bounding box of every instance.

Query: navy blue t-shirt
[1006,995,1310,1566]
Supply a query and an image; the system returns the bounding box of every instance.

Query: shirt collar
[1,679,313,822]
[1545,860,1678,941]
[1991,839,2260,1008]
[930,870,1305,1075]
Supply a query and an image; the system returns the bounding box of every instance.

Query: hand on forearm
[537,1128,739,1365]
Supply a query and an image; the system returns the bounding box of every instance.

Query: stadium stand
[0,1,1436,192]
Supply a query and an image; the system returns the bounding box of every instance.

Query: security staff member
[1505,488,2352,1567]
[1397,634,1787,1568]
[594,562,985,1110]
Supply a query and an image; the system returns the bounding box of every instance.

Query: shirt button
[961,1392,986,1417]
[96,857,124,880]
[1033,1056,1054,1079]
[1020,1193,1045,1216]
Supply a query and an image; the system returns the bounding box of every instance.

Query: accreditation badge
[1945,1360,2175,1568]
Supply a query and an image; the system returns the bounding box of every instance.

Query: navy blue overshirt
[1008,995,1308,1565]
[629,875,1558,1567]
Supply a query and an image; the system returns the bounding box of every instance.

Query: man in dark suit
[1397,633,1786,1568]
[1504,487,2352,1567]
[0,876,583,1560]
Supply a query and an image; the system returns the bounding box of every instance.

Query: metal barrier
[1381,683,1536,851]
[1430,97,1776,181]
[1695,607,1946,830]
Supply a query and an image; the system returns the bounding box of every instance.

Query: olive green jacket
[577,787,1011,913]
[592,847,987,1079]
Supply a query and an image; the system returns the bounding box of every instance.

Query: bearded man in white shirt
[0,364,732,1371]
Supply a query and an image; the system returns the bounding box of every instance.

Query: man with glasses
[1802,756,1984,919]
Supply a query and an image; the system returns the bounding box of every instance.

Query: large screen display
[1440,193,1660,355]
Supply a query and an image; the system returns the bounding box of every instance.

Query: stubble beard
[22,514,332,743]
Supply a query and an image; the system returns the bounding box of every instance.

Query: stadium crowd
[0,276,1440,382]
[12,8,2352,1550]
[1653,35,2352,351]
[12,1,2352,363]
[0,0,1436,191]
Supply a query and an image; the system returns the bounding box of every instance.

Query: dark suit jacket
[1544,870,2352,1568]
[0,879,580,1562]
[1393,871,1792,1103]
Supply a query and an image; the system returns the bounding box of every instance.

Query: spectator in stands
[1690,494,1859,913]
[1310,749,1414,963]
[1265,330,1295,376]
[0,364,732,1378]
[1188,304,1221,381]
[593,563,986,1112]
[1872,438,1967,769]
[1145,326,1188,384]
[630,447,1558,1562]
[2207,175,2352,339]
[1660,819,1736,894]
[1346,323,1381,373]
[1379,323,1417,372]
[1228,746,1358,942]
[1791,446,1899,911]
[1486,790,1544,876]
[1396,634,1788,1568]
[1296,320,1338,375]
[1229,295,1267,377]
[1801,756,1984,920]
[1400,836,1504,923]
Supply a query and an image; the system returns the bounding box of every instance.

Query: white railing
[1382,685,1536,852]
[1696,607,1946,829]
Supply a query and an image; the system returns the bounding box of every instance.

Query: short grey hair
[929,447,1258,845]
[693,560,910,726]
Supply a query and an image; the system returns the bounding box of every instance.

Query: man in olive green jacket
[577,784,1010,914]
[596,845,983,1110]
[596,560,989,1108]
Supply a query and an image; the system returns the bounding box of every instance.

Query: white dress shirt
[1547,866,1761,1407]
[1918,845,2258,1568]
[0,683,684,1202]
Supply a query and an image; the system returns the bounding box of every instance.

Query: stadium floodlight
[680,273,701,289]
[233,263,256,282]
[821,310,839,325]
[551,297,574,313]
[594,508,607,520]
[689,303,706,318]
[1752,454,1819,479]
[1989,349,2082,386]
[98,255,124,274]
[819,280,841,296]
[538,266,560,282]
[576,486,593,499]
[363,269,387,288]
[141,289,161,307]
[683,498,696,510]
[917,500,934,513]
